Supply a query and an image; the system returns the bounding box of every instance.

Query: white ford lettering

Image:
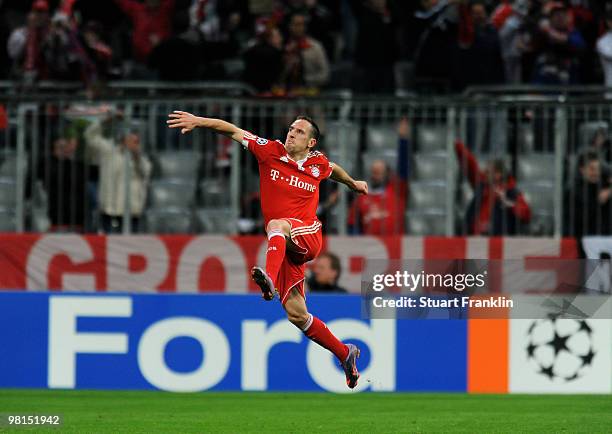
[46,295,390,392]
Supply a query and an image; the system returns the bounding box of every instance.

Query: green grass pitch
[0,390,610,433]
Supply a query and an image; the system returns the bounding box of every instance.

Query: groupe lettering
[270,170,316,192]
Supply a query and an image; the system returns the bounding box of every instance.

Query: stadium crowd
[1,0,611,245]
[1,0,612,94]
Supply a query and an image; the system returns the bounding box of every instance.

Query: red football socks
[302,314,349,361]
[265,230,286,287]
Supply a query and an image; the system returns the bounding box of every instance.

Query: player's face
[286,119,316,154]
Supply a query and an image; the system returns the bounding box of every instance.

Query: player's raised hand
[167,111,201,134]
[352,180,368,195]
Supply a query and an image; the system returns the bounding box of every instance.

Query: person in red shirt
[455,140,531,235]
[348,118,409,235]
[167,110,368,389]
[348,159,406,235]
[114,0,175,63]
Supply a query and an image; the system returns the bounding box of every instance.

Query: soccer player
[167,111,367,388]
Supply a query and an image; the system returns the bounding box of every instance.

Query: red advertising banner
[0,235,580,293]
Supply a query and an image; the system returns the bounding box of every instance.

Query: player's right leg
[284,287,360,389]
[251,219,291,301]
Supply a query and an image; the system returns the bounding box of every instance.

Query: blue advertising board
[0,293,467,392]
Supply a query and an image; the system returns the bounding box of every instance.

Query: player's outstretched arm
[166,111,245,143]
[329,162,368,195]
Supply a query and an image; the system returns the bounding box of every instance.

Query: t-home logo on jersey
[270,169,316,192]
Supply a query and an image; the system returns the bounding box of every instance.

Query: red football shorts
[277,218,323,305]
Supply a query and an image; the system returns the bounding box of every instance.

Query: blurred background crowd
[0,0,611,256]
[2,0,612,95]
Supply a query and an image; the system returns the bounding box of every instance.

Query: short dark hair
[320,251,341,281]
[578,150,599,168]
[490,158,507,178]
[295,115,320,142]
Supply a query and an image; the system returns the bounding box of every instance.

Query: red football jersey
[241,131,333,226]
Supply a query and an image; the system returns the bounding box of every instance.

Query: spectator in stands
[564,150,612,237]
[29,135,89,231]
[455,139,531,235]
[188,0,242,66]
[498,0,531,83]
[84,110,152,233]
[353,0,396,93]
[531,2,586,84]
[81,21,114,83]
[42,11,95,83]
[243,23,284,94]
[113,0,175,64]
[348,118,410,235]
[148,13,202,81]
[589,128,612,172]
[597,8,612,90]
[7,0,50,82]
[412,0,458,92]
[307,252,347,293]
[282,12,330,93]
[285,0,336,61]
[452,0,505,91]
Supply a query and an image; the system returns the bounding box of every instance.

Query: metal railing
[1,88,611,237]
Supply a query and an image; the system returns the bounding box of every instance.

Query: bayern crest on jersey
[310,165,320,178]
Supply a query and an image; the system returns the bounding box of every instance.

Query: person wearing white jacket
[84,117,152,233]
[597,10,612,93]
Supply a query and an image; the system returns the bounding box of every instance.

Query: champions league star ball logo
[525,317,596,382]
[310,166,320,178]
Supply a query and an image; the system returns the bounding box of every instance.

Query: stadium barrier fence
[0,91,611,236]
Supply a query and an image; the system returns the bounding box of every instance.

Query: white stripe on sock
[301,313,314,332]
[267,231,285,240]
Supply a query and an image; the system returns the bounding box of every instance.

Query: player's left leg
[284,287,361,389]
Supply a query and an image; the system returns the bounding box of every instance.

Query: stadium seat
[516,123,535,153]
[408,181,448,210]
[578,121,608,149]
[145,208,194,233]
[406,211,447,235]
[366,124,398,152]
[394,61,415,91]
[155,151,200,181]
[0,178,17,207]
[324,121,360,173]
[327,149,354,174]
[0,152,27,178]
[199,179,230,207]
[195,207,236,233]
[517,154,555,183]
[324,121,359,147]
[0,208,17,231]
[529,213,554,236]
[30,206,50,232]
[149,180,195,208]
[413,154,453,181]
[416,124,447,153]
[521,182,555,214]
